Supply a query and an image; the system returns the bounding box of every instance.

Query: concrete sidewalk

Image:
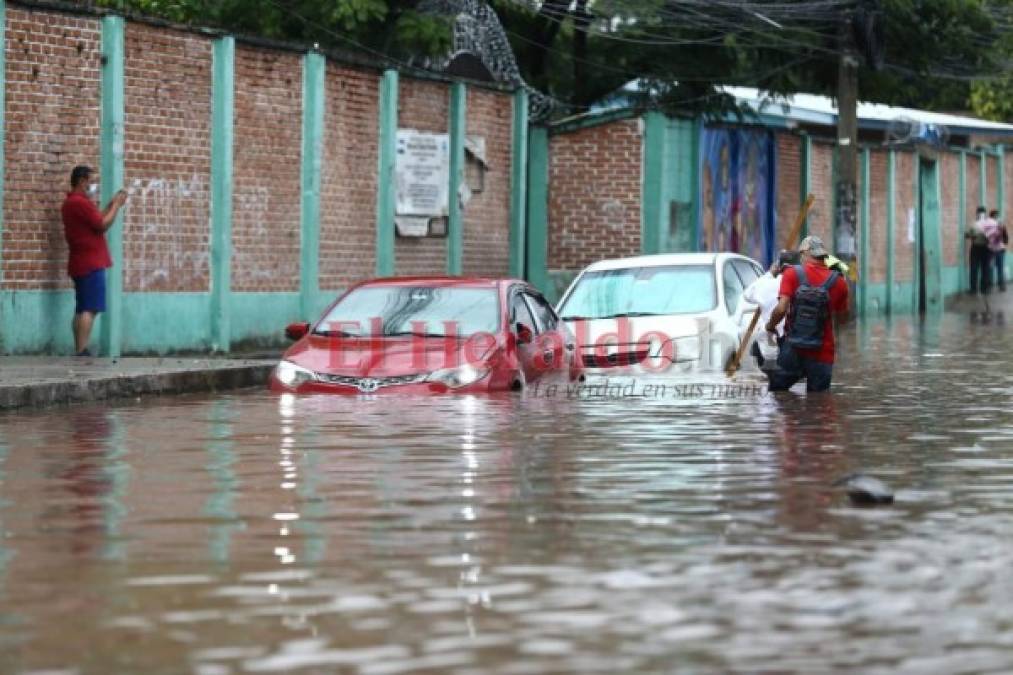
[0,356,277,410]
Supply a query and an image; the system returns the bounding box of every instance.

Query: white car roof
[579,252,759,272]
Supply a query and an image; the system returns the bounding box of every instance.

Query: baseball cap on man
[799,235,828,258]
[777,249,800,269]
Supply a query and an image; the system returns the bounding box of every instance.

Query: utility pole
[836,17,859,301]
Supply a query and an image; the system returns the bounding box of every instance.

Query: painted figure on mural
[717,141,732,251]
[742,141,761,262]
[699,127,774,265]
[702,161,715,252]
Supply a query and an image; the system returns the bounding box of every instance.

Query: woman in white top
[744,249,799,370]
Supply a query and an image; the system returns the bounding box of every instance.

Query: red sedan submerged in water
[270,277,582,394]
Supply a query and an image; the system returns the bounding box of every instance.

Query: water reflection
[1,300,1013,671]
[0,429,9,601]
[205,400,241,564]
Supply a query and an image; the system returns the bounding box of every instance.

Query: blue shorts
[73,268,107,314]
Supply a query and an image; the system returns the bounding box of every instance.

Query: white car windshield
[316,286,500,337]
[559,265,717,319]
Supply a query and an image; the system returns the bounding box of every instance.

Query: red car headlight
[275,360,316,387]
[425,364,490,388]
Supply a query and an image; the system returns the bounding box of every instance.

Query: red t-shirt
[778,261,849,364]
[62,192,111,278]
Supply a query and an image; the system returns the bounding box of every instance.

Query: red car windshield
[316,286,501,337]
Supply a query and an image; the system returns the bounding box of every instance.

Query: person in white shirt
[744,249,799,370]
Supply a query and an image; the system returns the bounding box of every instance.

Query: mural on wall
[699,127,776,266]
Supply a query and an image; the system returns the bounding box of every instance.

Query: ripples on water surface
[2,310,1013,673]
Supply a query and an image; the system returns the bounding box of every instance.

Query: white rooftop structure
[720,85,1013,138]
[587,80,1013,140]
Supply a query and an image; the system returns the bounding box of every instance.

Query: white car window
[732,260,760,288]
[558,265,717,319]
[723,262,745,315]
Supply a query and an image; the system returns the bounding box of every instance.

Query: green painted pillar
[959,151,967,291]
[912,156,920,313]
[830,144,838,247]
[508,89,528,279]
[526,126,549,294]
[641,111,666,255]
[691,117,702,251]
[859,149,870,317]
[800,134,812,239]
[1000,145,1008,285]
[447,82,466,276]
[99,16,125,358]
[299,52,325,319]
[886,150,896,315]
[980,149,988,207]
[997,145,1005,221]
[375,70,397,277]
[210,37,234,352]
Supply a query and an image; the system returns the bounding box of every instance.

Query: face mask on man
[88,183,99,196]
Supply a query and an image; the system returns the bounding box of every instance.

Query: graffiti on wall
[698,127,776,266]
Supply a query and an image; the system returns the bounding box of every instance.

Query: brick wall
[547,118,642,271]
[940,151,960,268]
[2,8,101,290]
[122,23,211,292]
[894,152,915,283]
[868,150,889,283]
[460,88,512,278]
[395,78,448,276]
[774,132,801,249]
[319,64,378,289]
[231,45,301,292]
[808,141,834,244]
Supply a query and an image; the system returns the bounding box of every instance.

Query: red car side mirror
[516,323,534,345]
[285,322,310,341]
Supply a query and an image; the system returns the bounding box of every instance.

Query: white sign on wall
[395,130,449,217]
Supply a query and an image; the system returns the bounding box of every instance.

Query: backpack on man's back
[786,265,839,350]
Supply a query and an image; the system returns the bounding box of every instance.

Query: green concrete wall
[0,290,341,355]
[662,117,697,253]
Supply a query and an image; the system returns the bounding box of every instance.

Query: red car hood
[283,335,499,377]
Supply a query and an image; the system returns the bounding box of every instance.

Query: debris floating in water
[833,473,895,505]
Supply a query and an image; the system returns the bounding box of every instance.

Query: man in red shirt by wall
[763,235,849,392]
[62,165,128,356]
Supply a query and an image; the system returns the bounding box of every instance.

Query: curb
[0,363,275,411]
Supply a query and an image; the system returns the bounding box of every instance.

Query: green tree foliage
[82,0,1010,119]
[970,78,1013,121]
[90,0,451,61]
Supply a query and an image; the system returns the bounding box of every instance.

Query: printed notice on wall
[396,130,449,217]
[907,208,916,243]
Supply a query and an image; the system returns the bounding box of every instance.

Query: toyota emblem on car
[356,378,380,393]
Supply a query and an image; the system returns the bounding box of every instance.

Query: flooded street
[2,306,1013,674]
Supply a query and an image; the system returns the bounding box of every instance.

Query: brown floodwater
[2,300,1013,674]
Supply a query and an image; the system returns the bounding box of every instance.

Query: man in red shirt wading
[62,165,128,356]
[763,235,849,392]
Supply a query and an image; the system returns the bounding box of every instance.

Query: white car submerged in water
[555,252,766,374]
